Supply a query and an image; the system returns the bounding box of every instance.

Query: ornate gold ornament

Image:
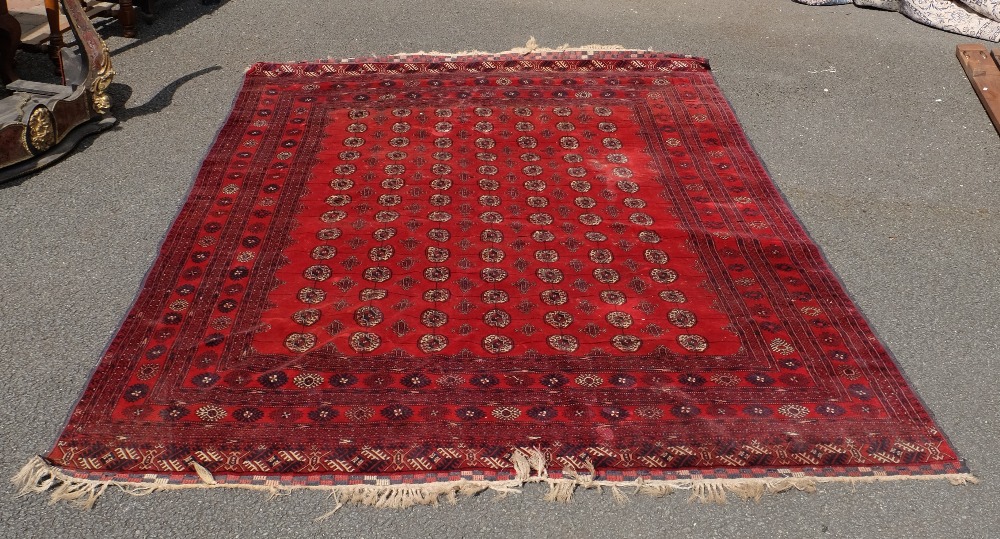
[90,43,115,115]
[27,107,56,153]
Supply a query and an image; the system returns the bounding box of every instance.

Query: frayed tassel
[314,492,344,522]
[726,481,767,502]
[767,478,817,496]
[509,450,532,482]
[610,485,628,505]
[458,484,488,497]
[948,475,980,486]
[562,459,598,490]
[265,487,292,501]
[638,483,676,498]
[543,480,577,502]
[388,37,636,59]
[526,448,548,479]
[12,456,113,509]
[315,480,500,520]
[12,456,54,497]
[684,478,820,504]
[48,480,107,510]
[513,36,540,55]
[190,462,217,486]
[690,481,728,504]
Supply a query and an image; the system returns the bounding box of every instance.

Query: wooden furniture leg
[119,0,136,38]
[0,1,20,83]
[44,0,64,68]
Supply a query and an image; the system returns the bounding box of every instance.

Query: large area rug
[15,48,973,512]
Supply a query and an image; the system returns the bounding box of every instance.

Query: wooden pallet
[957,44,1000,136]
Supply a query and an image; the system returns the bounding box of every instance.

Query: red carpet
[15,50,972,509]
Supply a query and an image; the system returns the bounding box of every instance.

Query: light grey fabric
[793,0,1000,41]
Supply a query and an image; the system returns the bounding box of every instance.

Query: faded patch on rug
[14,46,974,513]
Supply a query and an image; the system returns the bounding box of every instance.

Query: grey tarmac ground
[1,1,998,537]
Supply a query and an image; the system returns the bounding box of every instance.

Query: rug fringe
[386,37,642,59]
[12,454,978,516]
[13,456,121,510]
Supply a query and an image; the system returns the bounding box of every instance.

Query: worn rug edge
[13,452,978,516]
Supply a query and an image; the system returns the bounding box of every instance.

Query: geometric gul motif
[256,103,737,359]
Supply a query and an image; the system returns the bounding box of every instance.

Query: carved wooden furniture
[0,0,115,181]
[0,1,20,83]
[119,0,135,37]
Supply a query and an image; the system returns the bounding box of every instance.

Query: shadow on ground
[108,65,221,122]
[109,0,226,56]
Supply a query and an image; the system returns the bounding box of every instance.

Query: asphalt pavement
[1,1,998,537]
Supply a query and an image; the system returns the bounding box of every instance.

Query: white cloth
[794,0,1000,41]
